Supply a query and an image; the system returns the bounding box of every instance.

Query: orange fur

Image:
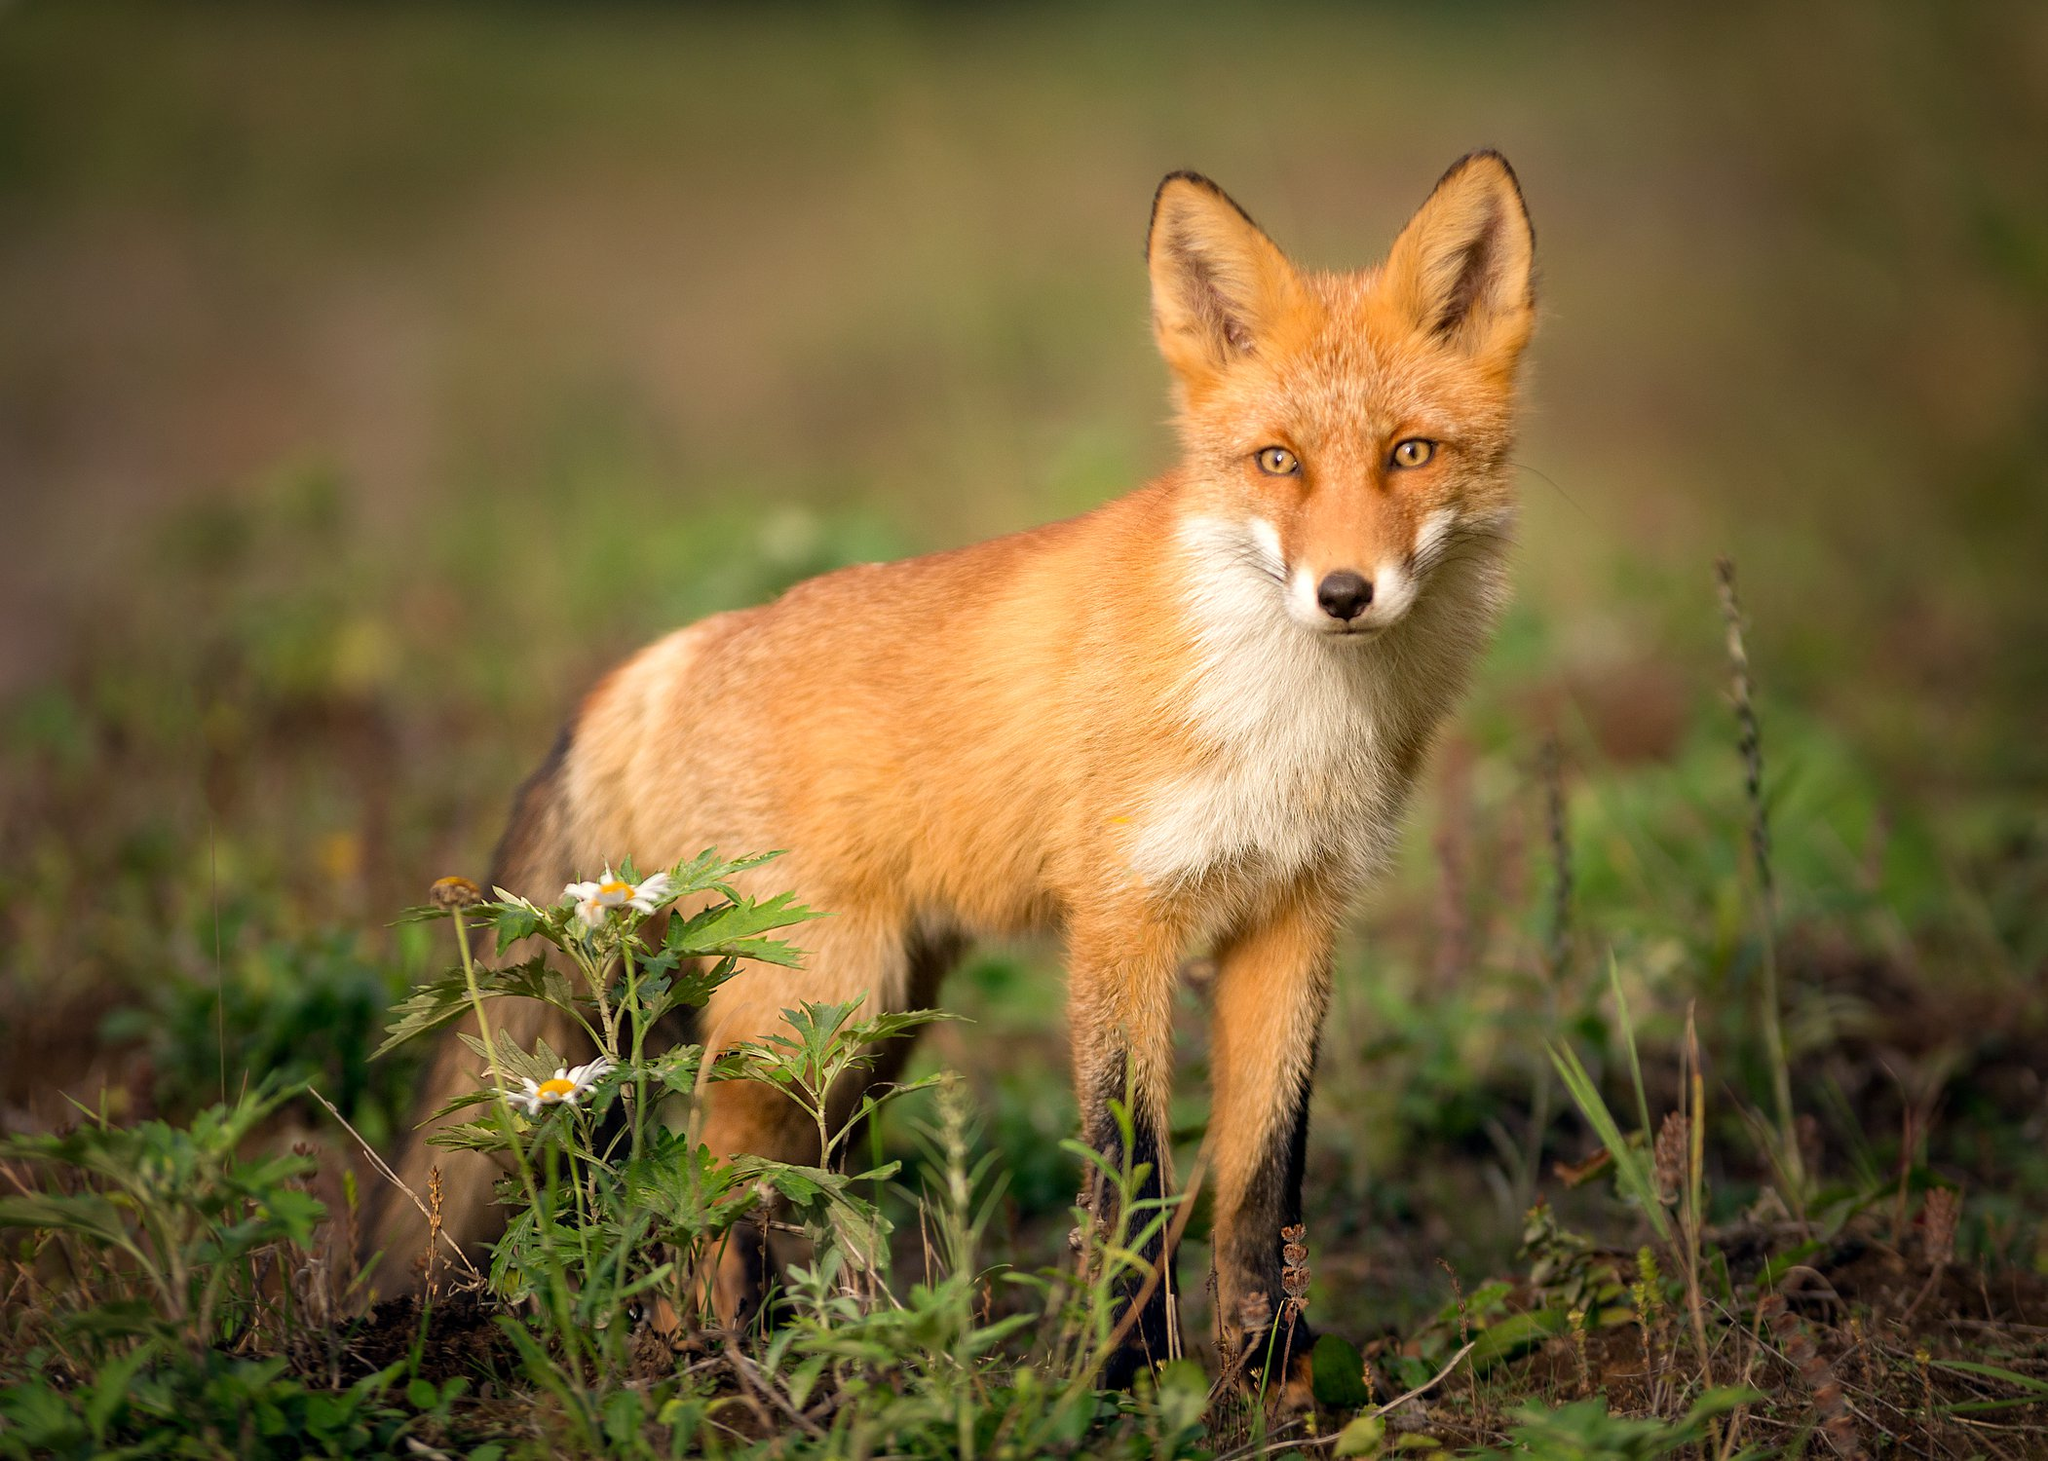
[378,153,1537,1380]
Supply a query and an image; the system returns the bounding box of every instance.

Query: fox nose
[1316,570,1373,622]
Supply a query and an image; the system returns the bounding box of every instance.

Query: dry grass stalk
[1526,736,1572,1203]
[1714,559,1774,910]
[1763,1287,1865,1459]
[424,1164,445,1304]
[1677,1008,1714,1383]
[306,1086,480,1283]
[1096,1147,1208,1384]
[1280,1222,1309,1322]
[1903,1188,1963,1321]
[1922,1187,1961,1268]
[1653,1111,1688,1208]
[1716,557,1801,1194]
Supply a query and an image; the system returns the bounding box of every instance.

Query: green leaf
[1753,1238,1823,1291]
[646,1045,706,1094]
[1681,1386,1763,1426]
[375,971,478,1058]
[1929,1359,2048,1391]
[426,1120,517,1154]
[0,1191,136,1249]
[1334,1414,1386,1457]
[1548,1041,1674,1245]
[665,891,823,967]
[1931,1358,2048,1412]
[1313,1332,1372,1410]
[491,955,580,1008]
[85,1339,155,1440]
[375,955,571,1060]
[456,1031,568,1086]
[642,959,742,1023]
[491,900,544,948]
[1609,957,1655,1153]
[1467,1307,1566,1368]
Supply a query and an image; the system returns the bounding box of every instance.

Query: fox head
[1147,153,1535,640]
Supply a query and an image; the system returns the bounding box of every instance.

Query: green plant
[1471,1389,1761,1461]
[0,1082,438,1459]
[103,929,418,1141]
[365,849,1224,1455]
[0,1350,413,1461]
[0,1080,324,1356]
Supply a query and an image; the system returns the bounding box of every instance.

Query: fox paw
[1223,1316,1316,1410]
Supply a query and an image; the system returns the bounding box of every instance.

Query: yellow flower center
[535,1078,578,1101]
[598,881,634,900]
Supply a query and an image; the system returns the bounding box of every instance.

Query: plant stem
[453,909,511,1120]
[449,905,545,1264]
[1717,557,1801,1195]
[623,937,647,1166]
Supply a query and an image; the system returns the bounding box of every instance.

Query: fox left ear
[1383,151,1536,368]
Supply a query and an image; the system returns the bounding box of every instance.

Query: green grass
[2,2,2047,1454]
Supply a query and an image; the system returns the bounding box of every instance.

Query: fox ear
[1147,172,1303,392]
[1383,151,1535,366]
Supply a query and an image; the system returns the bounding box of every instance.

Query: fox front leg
[1205,883,1339,1404]
[1064,908,1189,1389]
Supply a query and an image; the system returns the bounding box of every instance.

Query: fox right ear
[1147,173,1303,395]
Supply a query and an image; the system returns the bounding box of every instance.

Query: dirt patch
[349,1291,521,1386]
[1378,1218,2048,1457]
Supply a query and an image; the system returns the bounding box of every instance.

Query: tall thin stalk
[1716,558,1801,1195]
[1525,736,1572,1204]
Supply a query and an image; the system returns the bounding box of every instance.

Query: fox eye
[1255,446,1301,476]
[1390,438,1436,469]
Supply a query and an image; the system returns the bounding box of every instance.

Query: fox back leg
[697,917,958,1328]
[363,730,590,1298]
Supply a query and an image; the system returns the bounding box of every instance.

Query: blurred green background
[1,2,2044,1326]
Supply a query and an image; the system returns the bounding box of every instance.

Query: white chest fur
[1122,516,1412,894]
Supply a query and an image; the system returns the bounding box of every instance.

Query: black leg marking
[1221,1039,1318,1377]
[1081,1056,1178,1389]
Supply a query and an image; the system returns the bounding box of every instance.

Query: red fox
[373,152,1535,1390]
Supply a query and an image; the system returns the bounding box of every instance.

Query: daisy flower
[562,869,675,929]
[428,875,483,910]
[512,1057,613,1115]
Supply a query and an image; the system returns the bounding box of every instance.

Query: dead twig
[1216,1341,1477,1459]
[1095,1147,1210,1382]
[306,1087,481,1283]
[724,1338,826,1441]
